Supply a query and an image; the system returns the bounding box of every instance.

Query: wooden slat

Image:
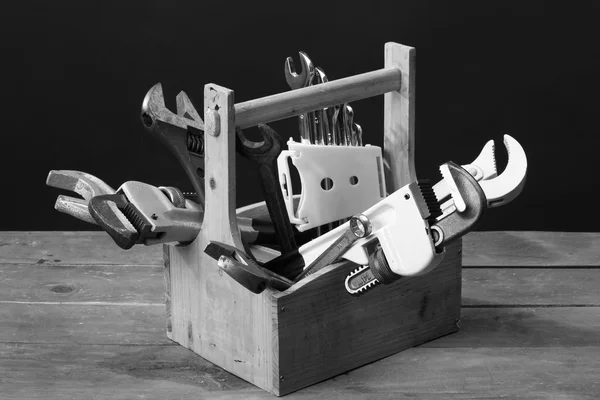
[463,268,600,306]
[3,263,599,306]
[1,344,598,399]
[0,264,164,303]
[464,231,600,267]
[2,303,599,348]
[0,232,161,266]
[0,304,169,345]
[4,231,599,267]
[425,307,600,348]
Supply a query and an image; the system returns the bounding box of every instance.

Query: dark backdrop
[4,1,599,231]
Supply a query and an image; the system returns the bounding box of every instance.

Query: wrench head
[46,170,116,225]
[47,170,115,201]
[235,124,282,161]
[477,135,528,208]
[284,51,314,90]
[314,67,328,84]
[141,83,204,132]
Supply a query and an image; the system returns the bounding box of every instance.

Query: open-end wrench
[341,104,354,146]
[353,123,363,146]
[141,83,206,206]
[285,52,314,144]
[236,124,301,279]
[313,67,329,146]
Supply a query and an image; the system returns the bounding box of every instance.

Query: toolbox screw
[280,376,284,381]
[280,307,285,312]
[151,214,158,220]
[404,193,410,200]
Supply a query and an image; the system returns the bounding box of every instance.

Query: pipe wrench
[265,135,528,278]
[46,171,308,251]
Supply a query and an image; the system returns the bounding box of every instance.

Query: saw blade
[344,264,380,295]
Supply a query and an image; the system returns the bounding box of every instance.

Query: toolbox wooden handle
[235,67,402,129]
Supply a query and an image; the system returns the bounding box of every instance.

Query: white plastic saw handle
[277,139,386,232]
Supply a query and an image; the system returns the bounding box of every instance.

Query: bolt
[151,214,158,220]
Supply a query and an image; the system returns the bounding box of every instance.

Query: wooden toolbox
[162,42,462,396]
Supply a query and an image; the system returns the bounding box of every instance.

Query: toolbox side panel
[275,240,462,395]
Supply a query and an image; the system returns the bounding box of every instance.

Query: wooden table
[1,231,599,399]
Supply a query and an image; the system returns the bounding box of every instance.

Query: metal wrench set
[46,49,528,297]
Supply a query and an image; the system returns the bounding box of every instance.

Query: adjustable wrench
[285,52,314,144]
[47,170,300,251]
[141,83,206,206]
[236,124,301,279]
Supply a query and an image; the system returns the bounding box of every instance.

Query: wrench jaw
[46,170,116,225]
[462,139,497,181]
[478,134,528,208]
[141,83,206,206]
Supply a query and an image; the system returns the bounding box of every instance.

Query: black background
[4,1,599,231]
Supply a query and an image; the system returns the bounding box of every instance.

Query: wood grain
[235,67,401,129]
[0,264,163,303]
[0,231,161,265]
[384,42,416,191]
[2,302,599,348]
[5,231,598,267]
[3,263,600,306]
[275,241,461,394]
[1,344,598,400]
[463,268,600,306]
[166,84,276,393]
[0,303,169,345]
[464,231,600,267]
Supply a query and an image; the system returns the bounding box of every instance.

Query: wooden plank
[0,232,161,266]
[4,230,599,268]
[463,268,600,306]
[1,344,599,399]
[384,42,416,191]
[0,263,164,303]
[0,304,169,345]
[4,263,599,307]
[464,231,600,267]
[235,67,401,129]
[427,307,600,348]
[3,302,599,348]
